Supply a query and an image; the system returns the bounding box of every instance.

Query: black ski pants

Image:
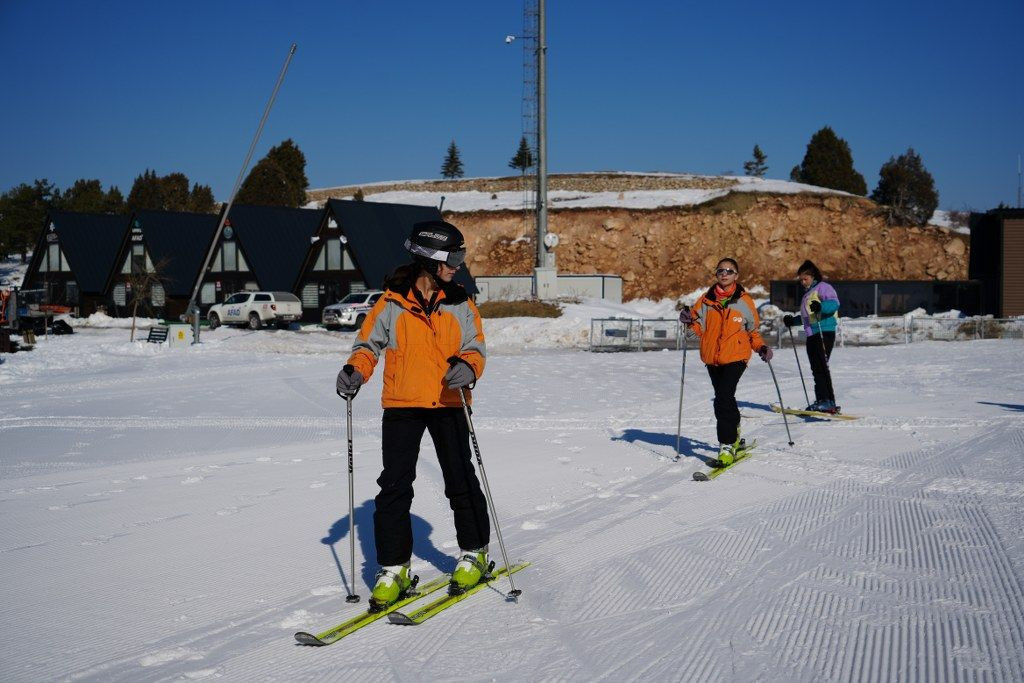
[806,332,836,402]
[374,407,489,567]
[706,361,747,445]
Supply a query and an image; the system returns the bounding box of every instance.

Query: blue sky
[2,0,1022,211]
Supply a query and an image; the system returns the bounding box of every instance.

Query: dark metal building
[119,210,222,320]
[970,208,1024,317]
[23,211,131,315]
[304,200,477,320]
[193,205,324,318]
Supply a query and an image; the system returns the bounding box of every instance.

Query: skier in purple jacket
[782,260,841,413]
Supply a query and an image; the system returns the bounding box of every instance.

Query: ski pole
[344,394,360,603]
[766,359,795,446]
[674,333,688,461]
[457,387,522,599]
[787,324,810,406]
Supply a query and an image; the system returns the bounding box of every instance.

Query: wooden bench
[146,326,169,343]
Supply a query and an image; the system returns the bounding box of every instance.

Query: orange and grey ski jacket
[346,274,485,409]
[689,284,765,366]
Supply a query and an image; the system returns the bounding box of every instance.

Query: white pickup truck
[207,291,303,330]
[321,290,384,330]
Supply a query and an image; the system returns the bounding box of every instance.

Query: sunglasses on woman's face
[715,268,737,276]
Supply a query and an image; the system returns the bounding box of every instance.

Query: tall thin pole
[536,0,548,269]
[188,43,297,344]
[344,396,360,602]
[674,336,687,461]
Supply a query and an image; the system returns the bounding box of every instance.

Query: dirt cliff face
[448,193,968,300]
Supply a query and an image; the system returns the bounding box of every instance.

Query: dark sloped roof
[45,211,131,293]
[227,205,323,292]
[326,199,477,294]
[133,210,221,297]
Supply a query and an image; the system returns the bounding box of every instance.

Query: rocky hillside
[310,174,969,301]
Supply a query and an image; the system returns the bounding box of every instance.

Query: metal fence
[592,316,1023,352]
[589,318,683,352]
[769,316,1024,347]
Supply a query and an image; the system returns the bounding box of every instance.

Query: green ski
[692,440,757,481]
[388,562,531,625]
[294,573,451,645]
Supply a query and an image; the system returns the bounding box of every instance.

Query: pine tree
[236,158,294,206]
[126,170,165,211]
[265,139,309,206]
[57,179,107,213]
[161,172,191,211]
[0,179,57,261]
[441,140,464,179]
[870,147,939,226]
[236,139,308,207]
[103,186,125,214]
[508,136,534,175]
[791,126,867,195]
[743,145,768,177]
[187,183,216,213]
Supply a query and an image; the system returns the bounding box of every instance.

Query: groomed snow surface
[2,311,1023,681]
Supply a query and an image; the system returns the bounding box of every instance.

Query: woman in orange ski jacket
[346,279,485,409]
[680,257,772,465]
[334,220,491,609]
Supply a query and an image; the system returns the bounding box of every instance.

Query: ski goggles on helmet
[405,239,466,268]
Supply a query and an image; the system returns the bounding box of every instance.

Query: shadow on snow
[320,499,454,592]
[612,428,719,465]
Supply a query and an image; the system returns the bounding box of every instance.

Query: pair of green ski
[691,405,861,480]
[692,439,757,481]
[294,562,530,646]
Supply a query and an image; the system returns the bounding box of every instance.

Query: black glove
[782,314,799,327]
[809,301,822,313]
[758,345,773,362]
[678,307,694,325]
[336,364,363,397]
[444,357,476,389]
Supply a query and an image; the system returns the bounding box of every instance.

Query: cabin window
[327,238,342,270]
[212,242,247,272]
[200,282,216,304]
[151,283,165,307]
[113,283,126,306]
[301,283,318,308]
[344,248,355,271]
[67,281,79,305]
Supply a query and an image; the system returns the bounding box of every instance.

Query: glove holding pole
[336,364,363,398]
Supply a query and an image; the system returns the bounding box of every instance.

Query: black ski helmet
[405,220,466,269]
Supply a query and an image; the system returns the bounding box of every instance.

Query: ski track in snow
[1,332,1023,681]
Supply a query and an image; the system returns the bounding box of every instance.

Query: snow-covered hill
[2,315,1023,680]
